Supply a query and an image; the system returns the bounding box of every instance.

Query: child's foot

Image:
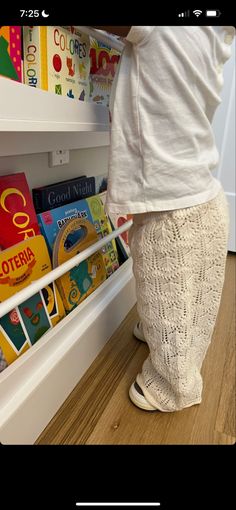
[129,377,158,411]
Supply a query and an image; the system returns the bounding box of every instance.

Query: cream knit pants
[129,187,230,412]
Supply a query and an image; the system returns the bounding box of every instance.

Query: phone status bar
[0,7,234,25]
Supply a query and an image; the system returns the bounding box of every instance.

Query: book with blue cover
[37,192,118,279]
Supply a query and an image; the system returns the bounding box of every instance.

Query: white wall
[0,146,109,190]
[212,40,235,252]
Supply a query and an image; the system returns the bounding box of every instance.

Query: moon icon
[41,10,50,17]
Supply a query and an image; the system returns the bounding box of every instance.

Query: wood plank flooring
[37,254,235,445]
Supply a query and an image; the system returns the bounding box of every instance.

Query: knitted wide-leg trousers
[129,187,230,412]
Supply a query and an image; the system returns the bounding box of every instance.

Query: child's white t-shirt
[105,26,235,214]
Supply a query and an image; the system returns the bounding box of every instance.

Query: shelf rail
[75,26,125,53]
[0,220,133,318]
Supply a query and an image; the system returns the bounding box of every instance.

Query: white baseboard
[226,192,235,252]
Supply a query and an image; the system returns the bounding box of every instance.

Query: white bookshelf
[0,77,110,156]
[0,258,136,445]
[0,76,110,132]
[0,69,136,444]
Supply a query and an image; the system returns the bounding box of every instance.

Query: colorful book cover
[86,194,119,276]
[0,307,41,370]
[0,172,40,249]
[32,175,95,214]
[37,193,119,277]
[37,198,94,256]
[52,218,106,312]
[23,26,90,101]
[0,26,22,82]
[18,293,52,344]
[0,235,66,371]
[89,38,120,106]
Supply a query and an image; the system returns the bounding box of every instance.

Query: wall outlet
[49,149,70,167]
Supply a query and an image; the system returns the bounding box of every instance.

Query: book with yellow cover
[23,26,90,101]
[52,218,107,312]
[86,193,120,276]
[0,235,65,371]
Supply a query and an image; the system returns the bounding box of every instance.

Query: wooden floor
[37,253,235,445]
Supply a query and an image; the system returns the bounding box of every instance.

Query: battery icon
[206,9,221,17]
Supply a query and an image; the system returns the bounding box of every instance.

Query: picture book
[86,194,119,276]
[37,198,94,256]
[23,26,90,101]
[32,174,108,214]
[0,172,40,249]
[32,175,94,214]
[0,26,22,81]
[0,235,66,371]
[52,218,106,312]
[37,193,119,278]
[89,38,120,106]
[0,236,51,298]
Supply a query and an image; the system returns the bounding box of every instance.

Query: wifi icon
[193,9,202,16]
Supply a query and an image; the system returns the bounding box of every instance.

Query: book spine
[34,177,96,213]
[23,26,40,88]
[40,26,48,91]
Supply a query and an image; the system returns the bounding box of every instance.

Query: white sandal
[129,378,157,411]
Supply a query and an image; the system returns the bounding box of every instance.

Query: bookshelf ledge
[0,257,136,444]
[0,77,109,132]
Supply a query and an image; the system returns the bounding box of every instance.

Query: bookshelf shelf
[0,76,109,132]
[0,77,110,155]
[0,258,135,444]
